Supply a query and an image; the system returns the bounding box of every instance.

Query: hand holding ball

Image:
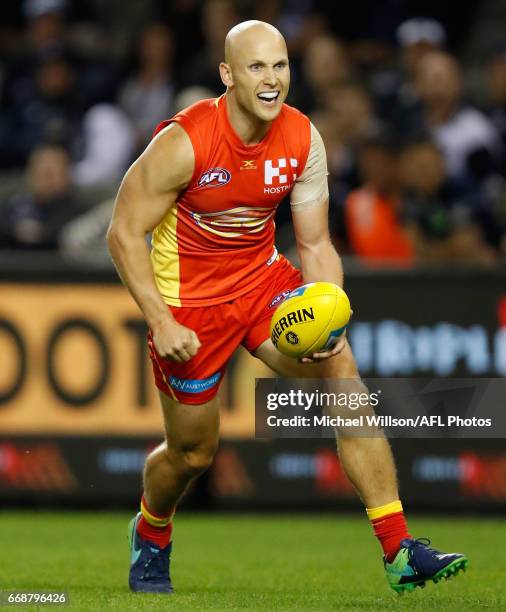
[269,282,351,359]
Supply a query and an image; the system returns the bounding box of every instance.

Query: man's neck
[225,92,272,145]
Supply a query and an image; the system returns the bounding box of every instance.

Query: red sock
[136,495,174,549]
[367,501,411,562]
[371,512,411,561]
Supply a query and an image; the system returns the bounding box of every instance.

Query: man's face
[415,53,462,106]
[37,59,74,99]
[28,146,71,201]
[225,33,290,122]
[304,36,349,91]
[401,145,444,195]
[359,147,399,193]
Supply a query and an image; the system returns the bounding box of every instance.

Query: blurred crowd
[0,0,505,267]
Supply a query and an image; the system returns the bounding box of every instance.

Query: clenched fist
[152,319,201,363]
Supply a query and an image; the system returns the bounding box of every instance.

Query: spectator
[309,111,350,253]
[2,0,112,113]
[327,84,376,148]
[484,47,506,256]
[0,144,84,249]
[24,0,67,50]
[485,45,506,176]
[344,131,415,265]
[118,23,176,151]
[182,0,239,93]
[0,43,133,185]
[72,103,135,188]
[370,17,446,124]
[414,51,502,184]
[397,18,446,81]
[321,84,379,193]
[0,47,85,169]
[82,0,161,62]
[299,35,353,113]
[400,140,497,265]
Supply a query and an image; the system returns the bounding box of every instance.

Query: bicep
[111,123,194,235]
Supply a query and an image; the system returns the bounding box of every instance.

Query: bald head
[225,20,286,65]
[220,20,290,125]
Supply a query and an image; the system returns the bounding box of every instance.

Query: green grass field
[1,512,504,611]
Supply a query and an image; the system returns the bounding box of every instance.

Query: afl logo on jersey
[198,167,231,188]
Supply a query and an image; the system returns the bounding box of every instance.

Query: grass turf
[1,512,504,611]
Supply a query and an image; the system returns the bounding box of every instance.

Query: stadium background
[1,1,506,600]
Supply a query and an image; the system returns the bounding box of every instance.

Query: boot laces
[406,538,440,570]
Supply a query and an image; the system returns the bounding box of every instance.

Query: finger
[311,350,333,359]
[175,347,192,362]
[299,357,314,364]
[310,347,344,360]
[332,341,345,353]
[180,339,199,357]
[167,344,189,362]
[187,342,200,358]
[189,333,201,353]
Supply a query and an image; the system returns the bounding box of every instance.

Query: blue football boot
[385,538,468,594]
[128,512,173,593]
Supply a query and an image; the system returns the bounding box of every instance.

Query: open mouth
[257,91,280,106]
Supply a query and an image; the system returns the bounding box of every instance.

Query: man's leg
[254,338,468,593]
[143,391,220,516]
[255,341,399,508]
[129,391,220,593]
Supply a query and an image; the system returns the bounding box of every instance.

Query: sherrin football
[270,282,351,358]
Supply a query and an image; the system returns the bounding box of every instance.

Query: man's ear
[219,62,233,87]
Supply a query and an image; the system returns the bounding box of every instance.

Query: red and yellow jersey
[150,95,311,306]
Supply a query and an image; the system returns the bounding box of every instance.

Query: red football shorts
[148,255,303,404]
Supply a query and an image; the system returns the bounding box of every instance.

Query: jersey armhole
[154,115,203,191]
[169,115,203,190]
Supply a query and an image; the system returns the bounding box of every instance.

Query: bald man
[108,21,467,595]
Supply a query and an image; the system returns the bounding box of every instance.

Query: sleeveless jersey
[150,94,311,307]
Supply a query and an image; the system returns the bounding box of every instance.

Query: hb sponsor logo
[264,158,298,194]
[198,167,231,188]
[169,372,221,393]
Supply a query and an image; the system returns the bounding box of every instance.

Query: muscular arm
[291,123,344,287]
[290,123,346,362]
[107,123,200,361]
[292,201,344,287]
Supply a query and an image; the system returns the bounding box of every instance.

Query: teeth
[258,92,279,100]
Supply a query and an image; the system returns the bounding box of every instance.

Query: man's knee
[180,443,217,476]
[164,439,218,478]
